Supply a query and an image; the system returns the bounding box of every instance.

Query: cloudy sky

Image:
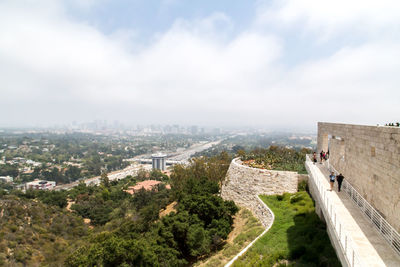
[1,0,399,131]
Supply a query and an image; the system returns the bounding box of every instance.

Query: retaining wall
[221,158,298,226]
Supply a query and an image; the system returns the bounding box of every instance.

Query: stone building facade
[221,158,298,225]
[317,122,400,232]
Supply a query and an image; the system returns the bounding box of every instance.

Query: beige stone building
[317,122,400,232]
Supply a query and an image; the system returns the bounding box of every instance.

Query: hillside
[0,196,89,266]
[0,153,238,266]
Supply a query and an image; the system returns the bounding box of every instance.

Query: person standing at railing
[320,150,324,164]
[313,152,317,164]
[329,172,336,191]
[336,173,344,192]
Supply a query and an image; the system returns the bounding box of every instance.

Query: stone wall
[221,158,298,226]
[317,122,400,232]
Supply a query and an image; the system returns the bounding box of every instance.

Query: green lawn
[233,191,341,267]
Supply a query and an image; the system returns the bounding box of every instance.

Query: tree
[136,167,148,181]
[237,149,246,159]
[38,190,68,208]
[100,172,110,188]
[0,164,19,177]
[65,166,81,181]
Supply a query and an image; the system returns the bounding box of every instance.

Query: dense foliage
[65,152,237,266]
[0,196,89,266]
[238,146,311,174]
[194,208,264,267]
[0,164,19,177]
[0,152,236,266]
[385,122,400,127]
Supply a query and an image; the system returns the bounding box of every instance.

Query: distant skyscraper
[152,153,167,171]
[213,128,221,134]
[190,125,198,135]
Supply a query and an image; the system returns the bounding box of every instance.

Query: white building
[0,176,13,183]
[26,159,41,167]
[152,153,167,171]
[26,180,56,190]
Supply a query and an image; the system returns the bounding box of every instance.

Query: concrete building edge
[305,163,350,267]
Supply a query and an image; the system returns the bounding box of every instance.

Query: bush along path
[225,196,275,267]
[194,208,264,267]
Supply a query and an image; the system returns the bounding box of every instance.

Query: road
[54,139,222,190]
[166,140,222,161]
[54,164,152,190]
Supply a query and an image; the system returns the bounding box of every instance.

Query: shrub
[289,193,304,204]
[289,245,306,260]
[298,180,308,192]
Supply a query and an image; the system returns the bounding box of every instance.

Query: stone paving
[315,163,400,267]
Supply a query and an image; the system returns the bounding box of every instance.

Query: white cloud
[257,0,400,38]
[280,42,400,122]
[0,0,399,129]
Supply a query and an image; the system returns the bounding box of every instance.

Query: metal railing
[306,156,363,267]
[322,159,400,256]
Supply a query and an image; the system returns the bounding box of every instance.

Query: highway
[54,139,222,191]
[54,164,152,190]
[167,140,222,162]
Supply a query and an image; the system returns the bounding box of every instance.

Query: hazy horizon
[1,1,399,131]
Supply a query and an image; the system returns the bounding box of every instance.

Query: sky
[0,0,399,131]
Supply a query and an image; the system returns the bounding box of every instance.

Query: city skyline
[1,0,399,131]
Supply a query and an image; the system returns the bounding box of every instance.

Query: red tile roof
[125,180,163,195]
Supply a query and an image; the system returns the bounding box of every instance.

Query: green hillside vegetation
[238,146,311,174]
[233,186,340,267]
[194,208,264,267]
[66,152,237,266]
[0,196,89,266]
[0,153,237,266]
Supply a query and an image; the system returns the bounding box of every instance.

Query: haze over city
[1,0,399,131]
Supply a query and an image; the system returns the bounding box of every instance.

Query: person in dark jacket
[336,173,344,192]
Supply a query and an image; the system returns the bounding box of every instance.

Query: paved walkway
[314,163,400,267]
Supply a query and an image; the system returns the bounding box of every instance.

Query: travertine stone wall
[318,122,400,232]
[221,158,298,226]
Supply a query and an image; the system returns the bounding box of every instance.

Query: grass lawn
[233,190,341,267]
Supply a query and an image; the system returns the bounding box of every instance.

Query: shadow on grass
[286,211,341,267]
[231,191,341,267]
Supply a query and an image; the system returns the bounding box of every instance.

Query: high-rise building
[152,153,167,171]
[190,125,198,135]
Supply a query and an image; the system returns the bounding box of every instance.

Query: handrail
[320,157,400,256]
[306,155,363,267]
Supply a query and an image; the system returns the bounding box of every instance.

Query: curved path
[221,157,296,266]
[224,196,275,267]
